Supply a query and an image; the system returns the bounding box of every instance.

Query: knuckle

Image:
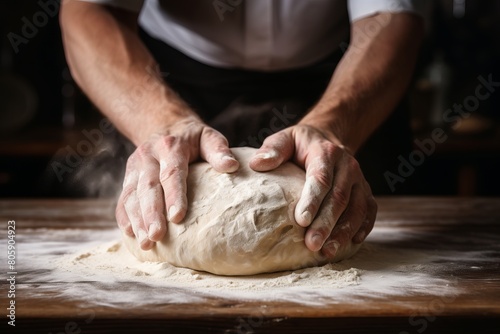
[138,176,158,194]
[336,223,353,240]
[276,130,289,141]
[158,135,177,149]
[137,172,159,192]
[331,219,354,243]
[135,143,152,158]
[312,170,332,191]
[347,157,361,172]
[145,178,158,190]
[321,141,337,157]
[332,187,349,209]
[119,188,134,205]
[325,142,350,162]
[308,158,333,190]
[203,126,222,139]
[160,164,183,183]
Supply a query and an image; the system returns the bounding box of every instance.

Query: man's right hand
[60,2,240,249]
[115,118,240,250]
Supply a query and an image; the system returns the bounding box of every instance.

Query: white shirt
[79,0,421,71]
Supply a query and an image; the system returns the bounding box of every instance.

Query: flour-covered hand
[249,125,376,258]
[115,119,239,250]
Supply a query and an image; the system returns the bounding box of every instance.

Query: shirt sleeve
[348,0,425,22]
[76,0,144,12]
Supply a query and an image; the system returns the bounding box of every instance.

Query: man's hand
[116,119,239,250]
[247,12,423,256]
[60,1,241,251]
[249,125,377,258]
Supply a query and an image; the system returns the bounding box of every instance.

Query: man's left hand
[249,124,377,258]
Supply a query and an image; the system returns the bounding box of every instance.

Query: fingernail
[222,155,237,162]
[324,240,340,257]
[222,155,239,173]
[148,223,162,239]
[255,150,277,160]
[295,207,312,227]
[300,211,312,227]
[137,229,148,244]
[311,233,323,249]
[168,205,180,222]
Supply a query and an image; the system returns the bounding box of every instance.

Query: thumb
[199,127,240,173]
[249,131,294,172]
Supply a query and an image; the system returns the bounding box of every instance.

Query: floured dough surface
[123,147,360,275]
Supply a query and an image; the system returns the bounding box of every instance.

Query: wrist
[299,106,356,154]
[136,113,202,145]
[129,85,201,145]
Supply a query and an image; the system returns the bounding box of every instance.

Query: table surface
[0,197,499,333]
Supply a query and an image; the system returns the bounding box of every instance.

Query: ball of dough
[123,147,360,275]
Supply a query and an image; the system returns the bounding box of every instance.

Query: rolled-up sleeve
[76,0,144,12]
[348,0,425,22]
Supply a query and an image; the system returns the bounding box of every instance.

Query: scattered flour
[6,224,496,306]
[64,239,362,291]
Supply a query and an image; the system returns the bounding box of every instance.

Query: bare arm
[250,13,424,255]
[60,1,192,144]
[60,1,238,249]
[301,12,424,152]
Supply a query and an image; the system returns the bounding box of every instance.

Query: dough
[123,147,360,275]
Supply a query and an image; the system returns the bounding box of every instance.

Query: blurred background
[0,0,499,198]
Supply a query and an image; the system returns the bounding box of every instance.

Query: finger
[294,142,337,227]
[294,139,346,227]
[249,131,294,172]
[115,200,134,237]
[156,138,190,225]
[303,162,354,252]
[135,152,167,242]
[115,157,139,237]
[200,127,239,173]
[124,190,154,250]
[303,186,339,252]
[353,195,377,243]
[122,147,154,250]
[321,185,367,258]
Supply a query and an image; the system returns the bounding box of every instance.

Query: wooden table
[1,197,499,333]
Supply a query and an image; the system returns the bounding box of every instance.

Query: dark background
[0,0,499,198]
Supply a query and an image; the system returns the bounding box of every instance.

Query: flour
[9,223,498,307]
[64,239,361,291]
[27,226,471,306]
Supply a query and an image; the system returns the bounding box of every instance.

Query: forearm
[300,13,424,153]
[60,1,196,145]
